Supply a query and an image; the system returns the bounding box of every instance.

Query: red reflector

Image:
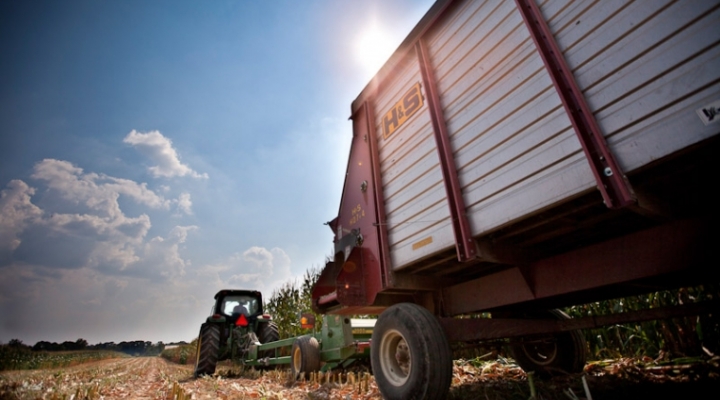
[212,314,222,319]
[263,314,272,319]
[236,314,248,327]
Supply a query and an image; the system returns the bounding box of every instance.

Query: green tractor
[194,289,280,376]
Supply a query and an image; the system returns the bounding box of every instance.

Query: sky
[0,0,434,346]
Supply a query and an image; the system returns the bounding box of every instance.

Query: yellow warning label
[412,236,433,251]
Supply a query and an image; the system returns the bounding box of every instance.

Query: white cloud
[31,159,171,217]
[175,192,193,215]
[193,246,293,295]
[124,130,209,179]
[0,180,43,258]
[0,153,207,344]
[0,160,198,279]
[123,225,197,280]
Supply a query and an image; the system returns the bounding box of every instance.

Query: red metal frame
[329,103,385,308]
[416,38,477,262]
[363,101,394,288]
[440,300,719,342]
[442,218,713,315]
[514,0,635,209]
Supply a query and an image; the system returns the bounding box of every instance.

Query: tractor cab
[212,289,264,326]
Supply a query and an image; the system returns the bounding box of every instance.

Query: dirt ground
[1,356,718,399]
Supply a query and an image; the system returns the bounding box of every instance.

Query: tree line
[3,338,165,357]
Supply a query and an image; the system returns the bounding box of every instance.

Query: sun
[355,22,398,77]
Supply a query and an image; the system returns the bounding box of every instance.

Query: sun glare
[355,23,397,77]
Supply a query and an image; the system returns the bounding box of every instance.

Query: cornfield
[159,338,198,365]
[263,266,323,339]
[0,347,127,371]
[565,285,720,360]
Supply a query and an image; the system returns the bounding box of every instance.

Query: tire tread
[372,303,452,400]
[194,323,220,377]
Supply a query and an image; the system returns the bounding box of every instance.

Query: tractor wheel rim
[292,346,302,373]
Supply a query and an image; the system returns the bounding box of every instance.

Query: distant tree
[75,338,88,350]
[8,339,27,348]
[60,341,77,351]
[33,341,49,351]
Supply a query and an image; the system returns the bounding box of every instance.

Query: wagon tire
[371,303,452,400]
[194,323,220,377]
[291,335,321,379]
[510,309,587,378]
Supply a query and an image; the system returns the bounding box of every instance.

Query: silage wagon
[311,0,720,398]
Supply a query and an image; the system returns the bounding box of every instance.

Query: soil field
[1,356,718,399]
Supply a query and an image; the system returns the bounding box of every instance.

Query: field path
[0,357,368,399]
[3,355,715,399]
[0,357,197,399]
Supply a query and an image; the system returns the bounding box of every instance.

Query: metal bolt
[604,167,613,176]
[361,180,368,192]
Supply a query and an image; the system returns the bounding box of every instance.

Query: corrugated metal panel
[433,0,718,238]
[373,56,455,270]
[373,0,720,271]
[426,0,596,236]
[542,0,720,172]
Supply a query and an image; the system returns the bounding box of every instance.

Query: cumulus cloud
[117,225,197,281]
[2,137,213,343]
[0,180,43,260]
[195,246,293,294]
[175,192,193,215]
[31,159,171,217]
[124,130,208,179]
[0,160,196,278]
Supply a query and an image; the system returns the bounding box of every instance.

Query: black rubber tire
[258,321,280,356]
[291,335,321,379]
[371,303,453,400]
[510,309,587,378]
[194,323,220,377]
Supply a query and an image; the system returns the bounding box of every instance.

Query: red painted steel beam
[442,218,713,315]
[416,38,477,262]
[441,300,720,342]
[362,101,394,289]
[514,0,635,209]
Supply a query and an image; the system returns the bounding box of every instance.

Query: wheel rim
[521,337,558,366]
[379,328,411,386]
[292,346,302,373]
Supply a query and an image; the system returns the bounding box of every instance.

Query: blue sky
[0,0,434,345]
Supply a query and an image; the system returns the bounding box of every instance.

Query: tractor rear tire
[371,303,453,400]
[194,323,220,377]
[257,321,280,366]
[510,309,587,378]
[291,335,321,380]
